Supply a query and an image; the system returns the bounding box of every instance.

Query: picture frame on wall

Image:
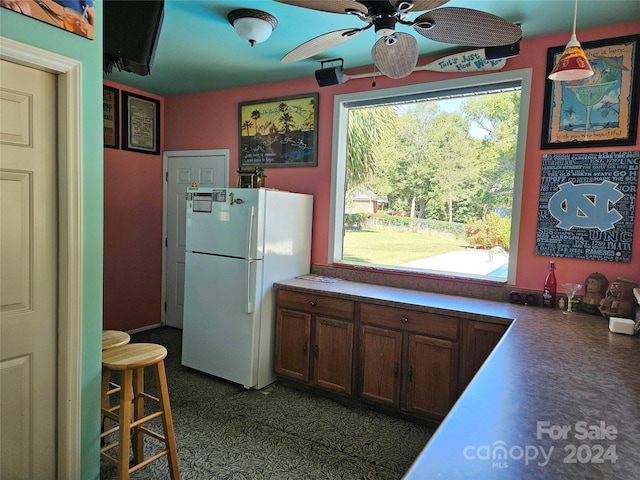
[122,91,160,155]
[1,0,95,39]
[541,34,640,149]
[103,85,119,149]
[238,93,318,168]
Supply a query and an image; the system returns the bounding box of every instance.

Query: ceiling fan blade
[390,0,449,12]
[413,7,522,47]
[371,32,418,79]
[281,29,363,63]
[274,0,368,15]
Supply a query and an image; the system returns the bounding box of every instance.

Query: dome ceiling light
[228,9,278,47]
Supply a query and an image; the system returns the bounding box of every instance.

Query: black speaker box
[315,67,344,87]
[104,0,164,76]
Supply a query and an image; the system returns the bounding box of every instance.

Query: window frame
[328,68,533,284]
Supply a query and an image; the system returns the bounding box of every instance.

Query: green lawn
[343,229,467,266]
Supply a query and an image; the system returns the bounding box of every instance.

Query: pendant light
[228,9,278,47]
[548,0,593,81]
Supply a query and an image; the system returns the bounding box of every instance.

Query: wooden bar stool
[102,330,131,350]
[100,343,179,480]
[101,330,131,442]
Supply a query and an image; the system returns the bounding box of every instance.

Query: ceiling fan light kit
[276,0,522,80]
[548,0,594,81]
[228,9,278,46]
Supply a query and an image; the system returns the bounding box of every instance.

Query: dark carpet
[100,327,433,479]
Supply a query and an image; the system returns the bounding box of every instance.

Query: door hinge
[164,302,167,312]
[165,172,168,182]
[165,237,168,248]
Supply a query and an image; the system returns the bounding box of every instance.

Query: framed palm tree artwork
[541,34,639,149]
[238,93,318,168]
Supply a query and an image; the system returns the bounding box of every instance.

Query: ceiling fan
[276,0,522,79]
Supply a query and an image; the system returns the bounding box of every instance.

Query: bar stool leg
[117,369,133,480]
[155,360,179,480]
[132,367,145,464]
[101,366,111,439]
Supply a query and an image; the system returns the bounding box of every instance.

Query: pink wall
[164,22,639,291]
[103,81,164,331]
[104,23,639,331]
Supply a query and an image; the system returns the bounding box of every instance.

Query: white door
[0,59,57,479]
[163,150,228,328]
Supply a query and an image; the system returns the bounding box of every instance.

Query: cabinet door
[405,334,458,419]
[460,321,507,391]
[359,325,402,407]
[275,308,312,382]
[314,316,354,394]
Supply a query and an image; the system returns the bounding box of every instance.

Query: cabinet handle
[407,366,413,382]
[394,364,399,378]
[303,341,307,355]
[402,316,409,323]
[314,344,319,358]
[309,301,316,307]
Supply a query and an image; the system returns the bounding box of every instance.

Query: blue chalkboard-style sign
[536,151,638,262]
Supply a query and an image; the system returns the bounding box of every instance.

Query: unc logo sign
[548,181,624,231]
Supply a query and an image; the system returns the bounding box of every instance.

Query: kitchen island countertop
[275,276,640,479]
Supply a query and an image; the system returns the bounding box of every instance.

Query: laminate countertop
[275,277,640,479]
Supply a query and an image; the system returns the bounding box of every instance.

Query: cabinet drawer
[360,303,459,340]
[277,290,354,321]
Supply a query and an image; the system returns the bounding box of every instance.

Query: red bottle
[542,261,557,308]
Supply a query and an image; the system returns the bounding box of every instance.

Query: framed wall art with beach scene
[541,34,639,149]
[239,93,318,168]
[1,0,95,39]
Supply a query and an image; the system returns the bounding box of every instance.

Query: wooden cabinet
[275,285,509,423]
[459,320,508,392]
[275,290,355,394]
[359,303,459,420]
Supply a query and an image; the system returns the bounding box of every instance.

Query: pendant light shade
[228,9,278,46]
[548,0,593,81]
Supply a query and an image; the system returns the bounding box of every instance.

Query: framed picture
[536,150,638,262]
[1,0,95,39]
[122,91,160,155]
[103,86,119,149]
[239,93,318,168]
[541,34,640,149]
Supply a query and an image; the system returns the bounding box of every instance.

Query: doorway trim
[0,37,83,479]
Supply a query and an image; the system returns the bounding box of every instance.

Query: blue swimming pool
[487,263,508,278]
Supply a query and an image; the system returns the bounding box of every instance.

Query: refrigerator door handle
[246,206,255,260]
[246,259,254,313]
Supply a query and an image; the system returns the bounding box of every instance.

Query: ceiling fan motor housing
[374,16,396,36]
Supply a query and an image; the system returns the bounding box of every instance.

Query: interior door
[0,59,58,479]
[163,150,228,328]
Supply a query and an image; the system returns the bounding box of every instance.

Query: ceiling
[103,0,640,97]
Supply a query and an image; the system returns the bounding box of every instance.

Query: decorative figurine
[599,276,638,320]
[582,272,609,315]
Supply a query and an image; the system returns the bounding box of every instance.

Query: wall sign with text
[536,151,638,262]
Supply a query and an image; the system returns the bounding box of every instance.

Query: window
[329,69,532,283]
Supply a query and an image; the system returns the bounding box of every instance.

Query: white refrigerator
[181,187,313,389]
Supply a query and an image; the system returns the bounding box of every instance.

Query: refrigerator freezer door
[182,252,261,388]
[186,188,263,259]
